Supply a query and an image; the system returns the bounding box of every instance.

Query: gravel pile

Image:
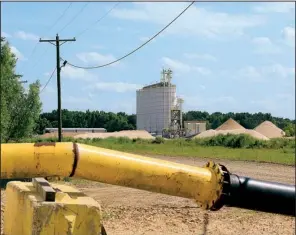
[216,118,245,131]
[194,129,269,140]
[74,130,155,140]
[254,121,285,138]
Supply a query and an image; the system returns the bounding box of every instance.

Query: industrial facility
[45,128,107,133]
[184,120,207,136]
[136,69,184,137]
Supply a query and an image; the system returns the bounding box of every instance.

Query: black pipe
[224,174,295,216]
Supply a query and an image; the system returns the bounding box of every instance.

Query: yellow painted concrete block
[4,181,102,235]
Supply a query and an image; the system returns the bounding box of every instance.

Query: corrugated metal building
[136,69,180,135]
[45,128,106,133]
[184,121,207,136]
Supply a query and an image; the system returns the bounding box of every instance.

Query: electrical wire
[59,2,90,34]
[20,3,72,76]
[48,3,73,32]
[74,2,120,39]
[62,1,195,70]
[40,67,57,93]
[31,46,50,72]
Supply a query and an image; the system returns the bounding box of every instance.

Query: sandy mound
[216,118,245,131]
[244,129,270,140]
[194,129,269,140]
[254,121,285,138]
[193,129,217,138]
[74,130,154,140]
[40,132,81,138]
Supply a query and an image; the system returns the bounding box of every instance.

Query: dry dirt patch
[1,156,295,235]
[77,156,295,235]
[74,130,154,140]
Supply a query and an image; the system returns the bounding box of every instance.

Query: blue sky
[2,2,295,118]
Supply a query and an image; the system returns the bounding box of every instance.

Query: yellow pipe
[1,142,224,209]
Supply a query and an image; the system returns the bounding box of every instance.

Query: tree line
[1,36,295,143]
[35,110,295,136]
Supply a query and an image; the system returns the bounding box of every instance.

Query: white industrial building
[136,69,183,135]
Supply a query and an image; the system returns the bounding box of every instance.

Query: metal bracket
[32,178,56,202]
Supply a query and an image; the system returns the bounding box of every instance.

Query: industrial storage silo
[136,69,178,135]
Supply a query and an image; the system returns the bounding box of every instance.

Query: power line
[20,3,73,76]
[48,3,73,32]
[59,2,90,34]
[30,46,50,72]
[75,2,120,39]
[39,35,76,142]
[40,67,57,93]
[62,1,195,70]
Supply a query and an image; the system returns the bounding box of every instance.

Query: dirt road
[74,156,295,235]
[1,156,295,235]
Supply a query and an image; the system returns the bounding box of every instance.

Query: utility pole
[39,34,76,142]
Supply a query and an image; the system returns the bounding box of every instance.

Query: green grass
[14,135,296,166]
[87,140,295,165]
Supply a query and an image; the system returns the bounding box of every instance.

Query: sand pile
[216,118,245,131]
[40,132,82,138]
[194,128,269,140]
[74,130,154,140]
[193,129,217,138]
[254,121,285,138]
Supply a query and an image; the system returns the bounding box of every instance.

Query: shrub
[152,136,165,144]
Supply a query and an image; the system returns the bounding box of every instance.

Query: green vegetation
[17,135,295,165]
[1,36,295,167]
[1,37,42,143]
[1,37,294,187]
[35,110,295,137]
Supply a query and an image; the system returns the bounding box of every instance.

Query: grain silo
[136,69,182,135]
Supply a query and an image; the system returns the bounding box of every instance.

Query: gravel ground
[1,156,295,235]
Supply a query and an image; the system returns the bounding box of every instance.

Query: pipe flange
[203,161,228,210]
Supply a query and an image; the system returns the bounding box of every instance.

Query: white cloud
[183,53,217,62]
[282,26,295,47]
[236,64,295,82]
[9,46,26,61]
[61,66,96,82]
[237,66,263,82]
[161,57,211,75]
[76,52,119,67]
[2,32,11,38]
[89,82,142,93]
[251,37,281,54]
[182,94,237,112]
[253,2,295,13]
[111,3,265,39]
[14,31,39,41]
[262,64,295,78]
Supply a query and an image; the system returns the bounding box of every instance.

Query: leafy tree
[283,123,295,137]
[1,37,42,142]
